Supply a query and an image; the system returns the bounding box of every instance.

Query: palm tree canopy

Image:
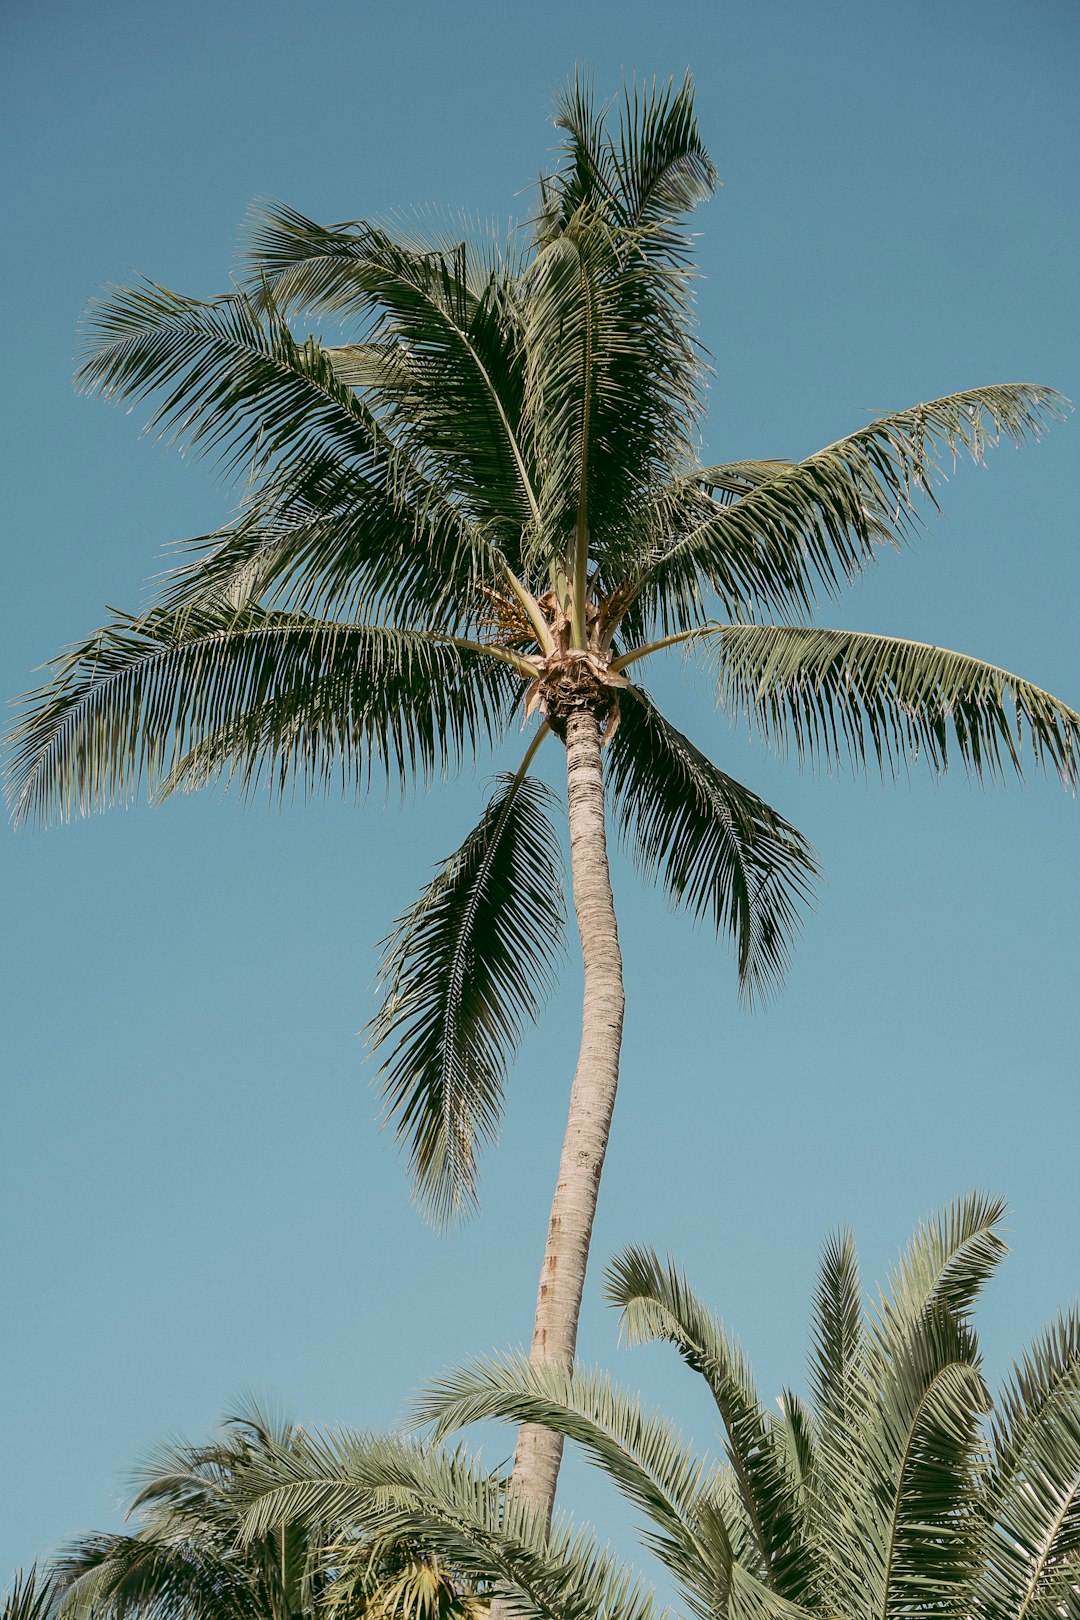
[232,1193,1080,1620]
[52,1402,484,1620]
[7,75,1078,1229]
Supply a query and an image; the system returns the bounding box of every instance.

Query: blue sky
[2,0,1079,1585]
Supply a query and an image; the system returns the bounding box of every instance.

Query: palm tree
[7,76,1079,1524]
[52,1403,482,1620]
[236,1192,1080,1620]
[53,1405,336,1620]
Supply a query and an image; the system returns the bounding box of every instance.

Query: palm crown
[7,74,1078,1524]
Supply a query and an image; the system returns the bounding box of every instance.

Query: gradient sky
[3,0,1079,1588]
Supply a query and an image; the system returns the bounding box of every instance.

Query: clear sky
[2,0,1078,1586]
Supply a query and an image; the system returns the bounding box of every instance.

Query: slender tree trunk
[509,702,626,1523]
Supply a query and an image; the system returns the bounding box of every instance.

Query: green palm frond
[606,688,818,1004]
[242,212,537,549]
[519,74,715,596]
[237,1430,660,1620]
[871,1192,1009,1352]
[341,1552,489,1620]
[55,1405,321,1620]
[603,1247,815,1605]
[807,1228,863,1454]
[616,386,1066,635]
[976,1310,1080,1620]
[863,1312,990,1620]
[698,623,1080,784]
[770,1394,816,1507]
[809,1198,1005,1620]
[367,771,565,1230]
[56,1535,265,1620]
[6,609,511,826]
[414,1352,716,1585]
[79,279,382,486]
[519,216,703,593]
[76,279,499,624]
[413,1353,825,1620]
[3,1572,59,1620]
[163,474,495,633]
[540,72,717,254]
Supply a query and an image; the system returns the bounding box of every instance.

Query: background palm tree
[53,1403,482,1620]
[235,1192,1080,1620]
[7,76,1079,1524]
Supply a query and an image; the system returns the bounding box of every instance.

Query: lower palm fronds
[607,689,818,1003]
[391,1193,1080,1620]
[237,1430,658,1620]
[367,770,565,1229]
[52,1405,486,1620]
[54,1405,327,1620]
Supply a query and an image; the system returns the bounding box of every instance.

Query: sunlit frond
[238,1430,661,1620]
[616,386,1067,635]
[415,1352,715,1581]
[540,71,717,253]
[242,210,537,551]
[976,1310,1080,1620]
[603,1247,815,1605]
[698,623,1080,784]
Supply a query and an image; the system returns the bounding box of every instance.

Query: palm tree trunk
[509,702,625,1523]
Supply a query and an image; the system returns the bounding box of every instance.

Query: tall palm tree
[236,1192,1080,1620]
[7,77,1079,1524]
[52,1403,482,1620]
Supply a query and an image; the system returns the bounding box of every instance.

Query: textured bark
[509,702,626,1523]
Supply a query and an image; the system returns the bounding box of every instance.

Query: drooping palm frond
[605,688,818,1004]
[697,623,1080,784]
[414,1352,718,1590]
[603,1248,815,1606]
[6,609,512,826]
[237,1430,661,1620]
[78,279,383,490]
[411,1356,813,1620]
[614,386,1067,637]
[367,771,565,1230]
